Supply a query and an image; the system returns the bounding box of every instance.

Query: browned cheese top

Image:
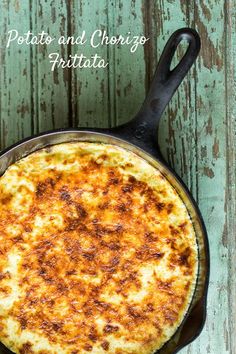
[0,142,198,354]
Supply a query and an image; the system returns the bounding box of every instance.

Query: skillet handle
[112,28,201,157]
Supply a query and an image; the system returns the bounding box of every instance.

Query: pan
[0,28,209,354]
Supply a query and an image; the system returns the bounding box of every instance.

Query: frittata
[0,142,198,354]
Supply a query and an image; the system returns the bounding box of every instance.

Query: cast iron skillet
[0,28,209,354]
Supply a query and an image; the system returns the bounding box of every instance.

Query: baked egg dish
[0,142,198,354]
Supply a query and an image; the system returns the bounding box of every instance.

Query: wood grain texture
[0,0,32,149]
[30,0,70,132]
[225,1,236,353]
[0,1,235,353]
[70,1,111,128]
[70,0,146,128]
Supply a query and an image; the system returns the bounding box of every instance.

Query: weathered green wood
[0,1,235,353]
[191,2,229,353]
[0,1,32,149]
[105,1,146,126]
[71,1,145,128]
[226,1,236,352]
[31,0,70,132]
[70,1,112,128]
[198,2,231,353]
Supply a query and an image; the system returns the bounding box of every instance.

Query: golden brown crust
[0,142,197,354]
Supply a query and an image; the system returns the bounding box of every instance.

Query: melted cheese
[0,142,198,354]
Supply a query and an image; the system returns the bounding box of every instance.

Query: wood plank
[0,1,32,150]
[30,0,70,132]
[187,1,229,353]
[106,0,146,126]
[71,0,145,128]
[225,1,236,353]
[0,0,70,149]
[70,1,112,128]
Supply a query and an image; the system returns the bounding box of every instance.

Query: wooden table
[0,1,235,353]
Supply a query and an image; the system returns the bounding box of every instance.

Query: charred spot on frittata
[0,142,197,354]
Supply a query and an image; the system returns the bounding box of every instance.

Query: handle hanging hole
[170,38,190,71]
